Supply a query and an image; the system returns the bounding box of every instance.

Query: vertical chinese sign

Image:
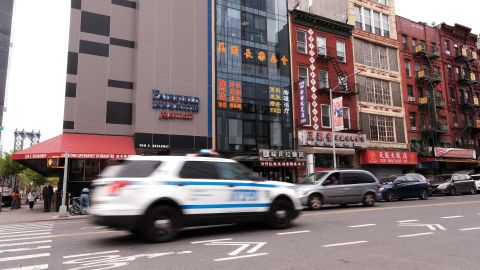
[269,87,282,114]
[217,79,242,111]
[217,79,227,109]
[298,80,309,125]
[332,96,344,131]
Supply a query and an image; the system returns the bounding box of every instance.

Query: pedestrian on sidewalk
[10,189,20,210]
[80,188,90,214]
[42,182,54,212]
[27,189,36,210]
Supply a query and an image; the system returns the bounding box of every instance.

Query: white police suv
[90,153,302,242]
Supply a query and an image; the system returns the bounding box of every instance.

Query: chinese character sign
[217,79,227,109]
[282,88,290,116]
[217,79,242,111]
[299,80,309,125]
[332,96,344,131]
[360,150,418,165]
[216,41,288,65]
[269,87,282,114]
[228,81,242,110]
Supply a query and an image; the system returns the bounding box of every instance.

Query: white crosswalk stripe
[0,223,54,270]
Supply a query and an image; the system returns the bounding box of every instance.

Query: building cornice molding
[291,9,353,37]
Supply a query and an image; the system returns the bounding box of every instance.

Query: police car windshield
[99,160,162,178]
[298,172,328,184]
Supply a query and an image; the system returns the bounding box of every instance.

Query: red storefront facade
[290,10,362,173]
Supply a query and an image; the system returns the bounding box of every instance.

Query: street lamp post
[330,71,361,169]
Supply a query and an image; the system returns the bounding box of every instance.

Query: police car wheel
[142,205,179,243]
[268,199,294,229]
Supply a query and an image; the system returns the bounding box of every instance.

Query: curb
[0,214,89,225]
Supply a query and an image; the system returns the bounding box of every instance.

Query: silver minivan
[295,170,382,210]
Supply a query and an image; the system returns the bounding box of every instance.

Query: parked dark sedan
[380,173,431,201]
[430,174,476,195]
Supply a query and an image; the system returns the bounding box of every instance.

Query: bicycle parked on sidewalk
[69,197,85,215]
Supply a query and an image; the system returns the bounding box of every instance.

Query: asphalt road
[1,194,480,270]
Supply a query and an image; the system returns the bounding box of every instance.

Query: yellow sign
[244,48,253,59]
[270,54,278,64]
[258,51,266,62]
[280,55,288,65]
[230,45,239,57]
[217,42,226,54]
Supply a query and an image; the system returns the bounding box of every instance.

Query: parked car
[295,170,381,210]
[430,174,476,195]
[469,174,480,193]
[380,173,431,202]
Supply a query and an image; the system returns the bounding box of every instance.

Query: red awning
[12,134,136,160]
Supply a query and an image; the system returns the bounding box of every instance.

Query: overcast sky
[2,0,479,152]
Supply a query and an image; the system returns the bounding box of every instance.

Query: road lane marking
[2,264,48,270]
[0,230,118,243]
[459,227,480,231]
[276,230,310,235]
[80,226,106,230]
[0,246,51,254]
[302,200,480,218]
[399,223,446,231]
[0,240,52,248]
[397,220,419,223]
[440,215,464,219]
[0,232,51,239]
[322,241,368,248]
[214,253,268,261]
[63,250,120,259]
[190,238,232,244]
[0,253,50,262]
[348,224,376,228]
[205,242,266,256]
[176,251,192,254]
[398,232,434,238]
[0,230,52,236]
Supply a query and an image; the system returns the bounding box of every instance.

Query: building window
[336,40,346,62]
[453,112,458,126]
[405,60,411,77]
[373,11,381,35]
[317,36,326,56]
[450,87,456,101]
[382,14,390,37]
[355,39,390,70]
[454,43,459,56]
[445,40,451,55]
[366,77,391,105]
[297,30,306,53]
[407,85,414,99]
[364,8,372,32]
[402,35,408,50]
[319,70,329,89]
[321,104,331,128]
[369,115,395,142]
[415,63,421,74]
[299,66,308,86]
[343,107,350,130]
[455,67,460,80]
[412,38,417,48]
[447,64,452,79]
[409,112,416,130]
[418,87,424,98]
[378,0,387,5]
[354,5,362,29]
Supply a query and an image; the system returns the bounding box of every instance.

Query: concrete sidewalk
[0,200,88,224]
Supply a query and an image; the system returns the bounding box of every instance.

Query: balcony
[422,124,448,134]
[455,48,478,62]
[458,72,479,85]
[461,97,480,108]
[414,44,440,59]
[435,99,446,108]
[416,69,442,84]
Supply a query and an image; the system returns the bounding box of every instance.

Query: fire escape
[456,47,480,149]
[414,43,445,153]
[316,46,359,131]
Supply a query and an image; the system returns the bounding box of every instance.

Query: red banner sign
[360,150,418,165]
[434,147,476,159]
